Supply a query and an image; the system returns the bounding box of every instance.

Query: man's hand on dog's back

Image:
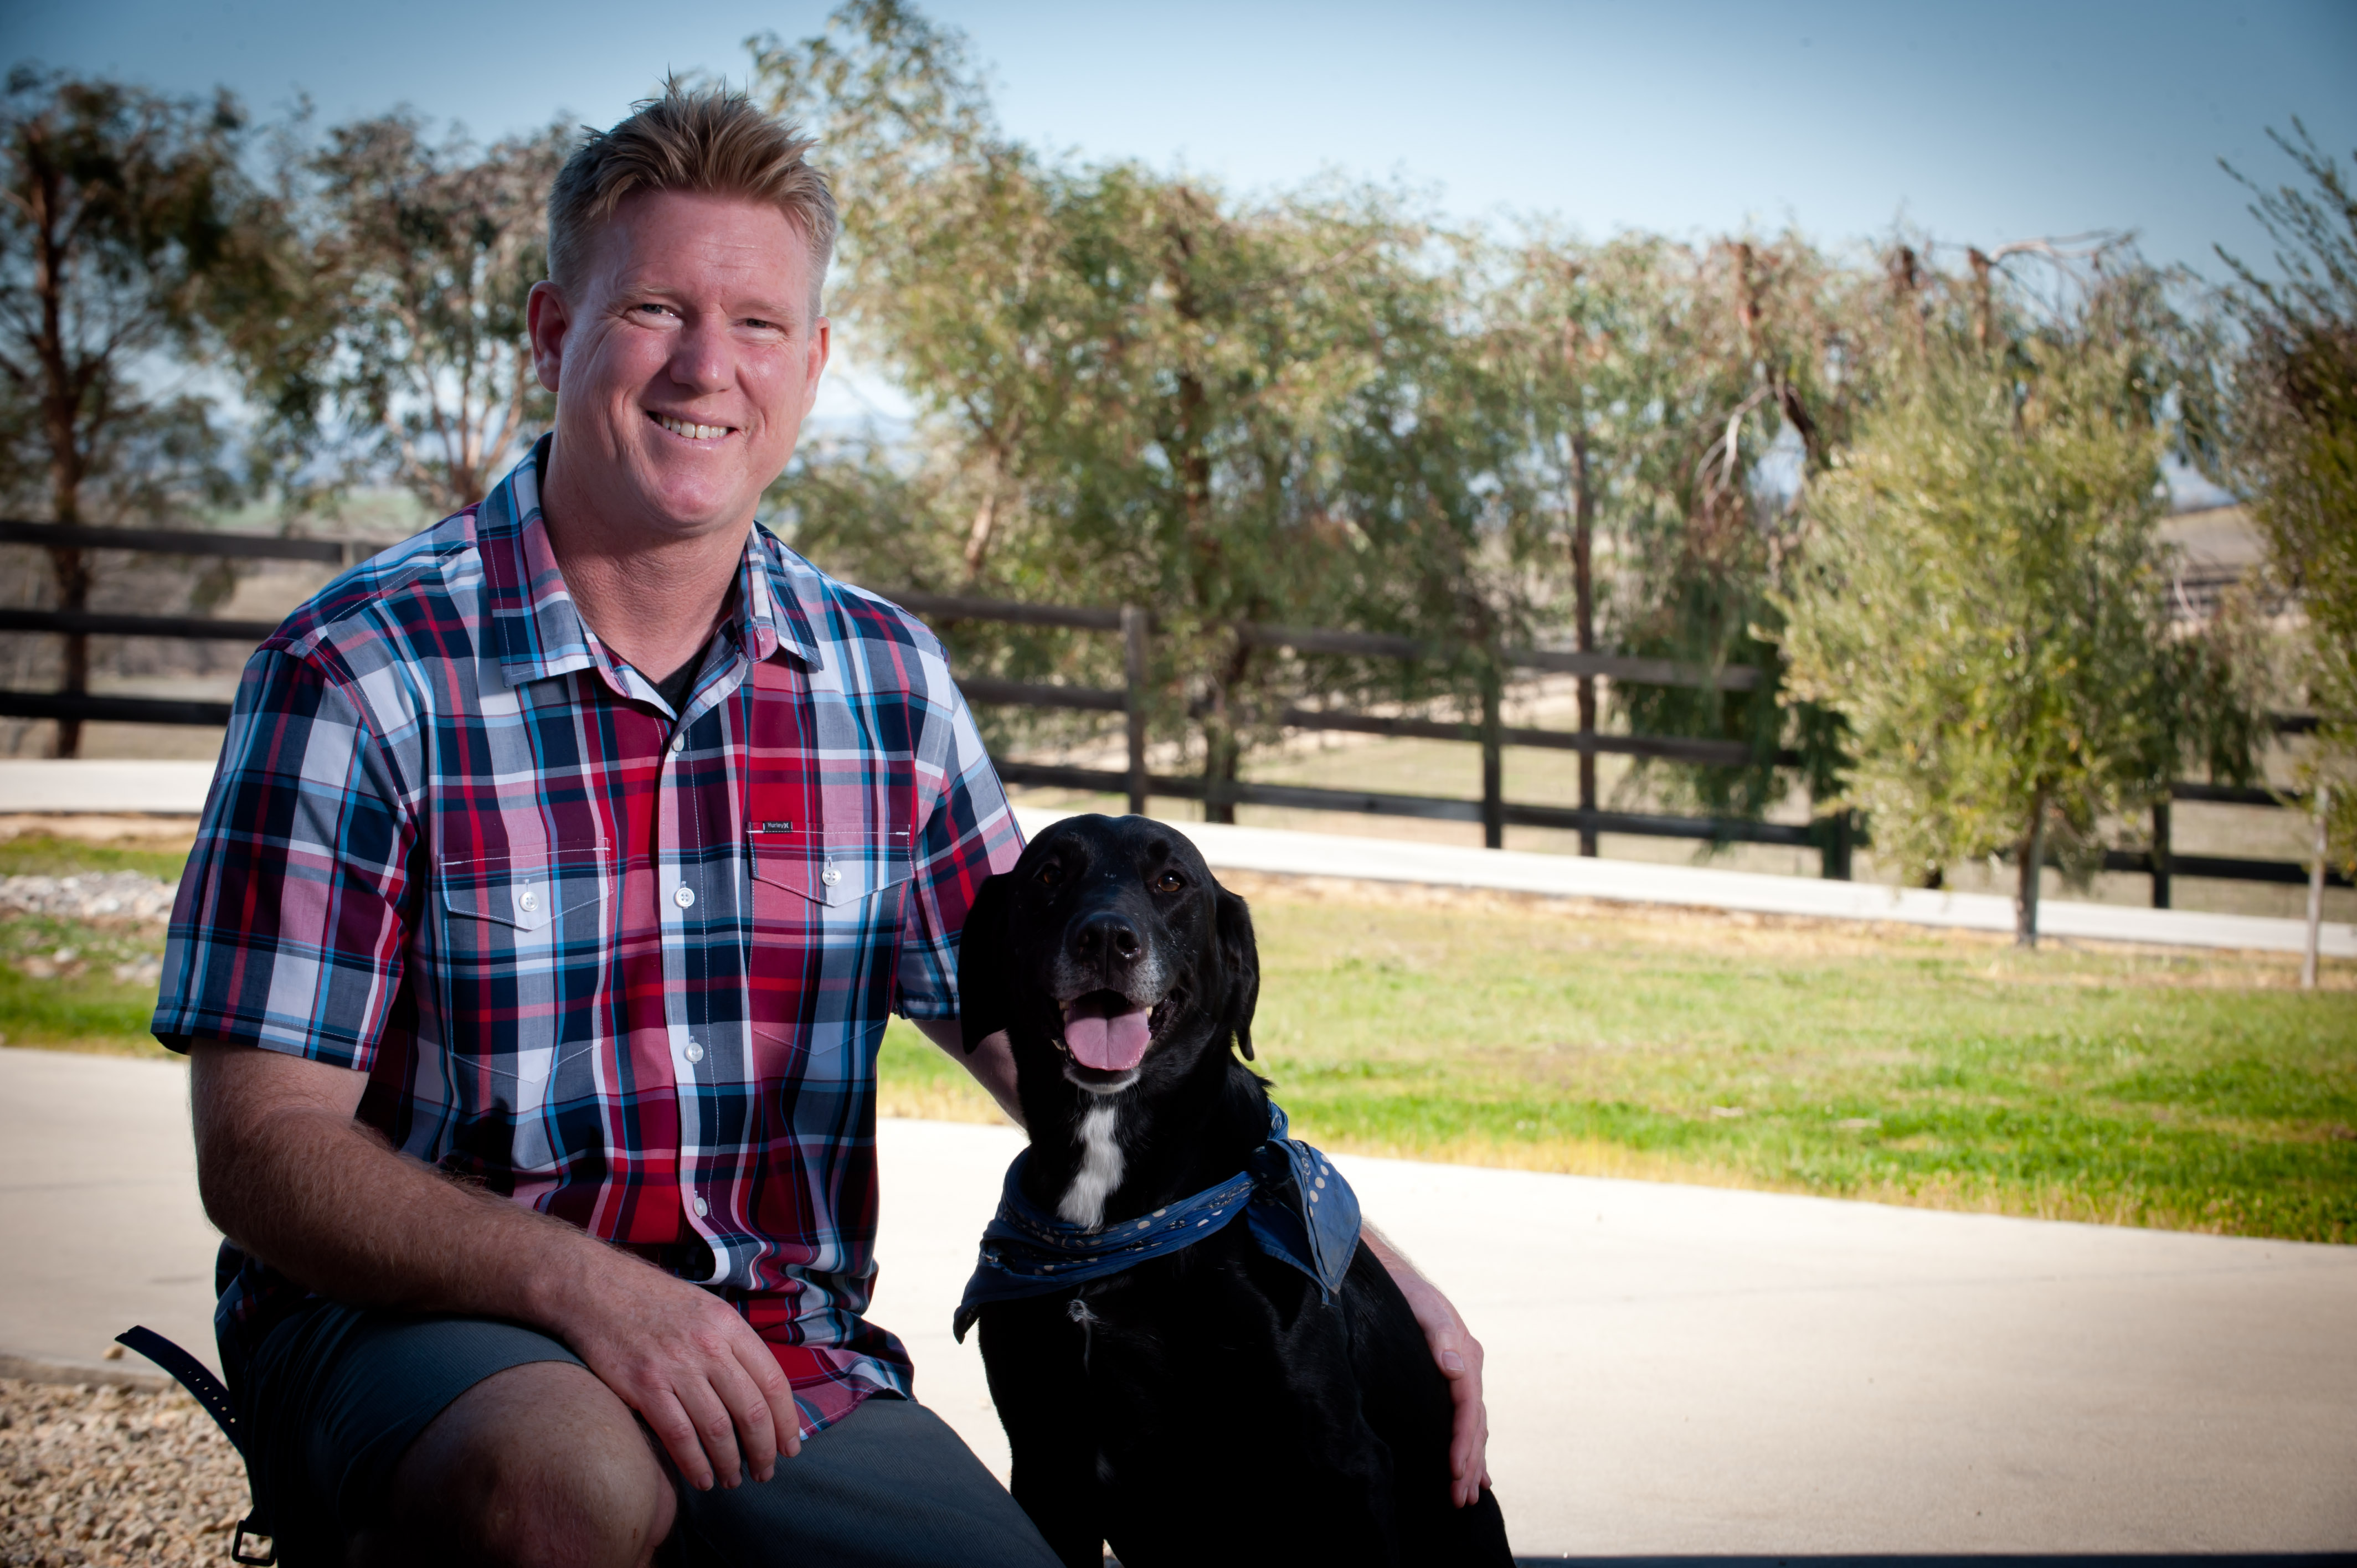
[189,1040,801,1492]
[1367,1226,1492,1507]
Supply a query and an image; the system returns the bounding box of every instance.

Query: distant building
[2158,504,2276,623]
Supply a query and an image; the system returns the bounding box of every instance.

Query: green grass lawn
[0,832,187,1058]
[888,874,2356,1242]
[8,831,2352,1240]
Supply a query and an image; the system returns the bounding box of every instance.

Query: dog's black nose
[1071,913,1141,968]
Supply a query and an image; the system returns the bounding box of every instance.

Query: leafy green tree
[2215,123,2357,872]
[240,112,569,517]
[0,67,264,754]
[1778,265,2253,942]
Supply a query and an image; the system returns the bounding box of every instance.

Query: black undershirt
[653,657,699,716]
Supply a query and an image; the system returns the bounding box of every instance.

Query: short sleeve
[152,644,419,1067]
[894,675,1023,1021]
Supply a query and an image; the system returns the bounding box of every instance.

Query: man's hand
[541,1250,801,1491]
[189,1039,799,1492]
[1364,1224,1491,1507]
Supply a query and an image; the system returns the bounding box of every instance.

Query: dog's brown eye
[1037,862,1064,888]
[1154,869,1186,893]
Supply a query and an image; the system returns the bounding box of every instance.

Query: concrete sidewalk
[3,1046,2351,1555]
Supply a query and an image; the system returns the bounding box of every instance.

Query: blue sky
[11,0,2354,281]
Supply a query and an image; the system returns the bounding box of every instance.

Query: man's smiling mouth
[650,411,733,441]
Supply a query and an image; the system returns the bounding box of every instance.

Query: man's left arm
[914,1018,1022,1128]
[1365,1223,1491,1507]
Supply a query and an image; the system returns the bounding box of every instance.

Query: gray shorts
[238,1299,1060,1567]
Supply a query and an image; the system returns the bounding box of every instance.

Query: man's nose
[1069,912,1141,972]
[666,319,732,396]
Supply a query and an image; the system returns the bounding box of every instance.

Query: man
[156,86,1486,1567]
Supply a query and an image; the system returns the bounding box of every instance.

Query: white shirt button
[692,1196,709,1219]
[673,885,696,909]
[683,1040,704,1064]
[670,734,686,753]
[516,888,538,913]
[820,865,842,888]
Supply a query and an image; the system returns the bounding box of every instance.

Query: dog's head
[958,814,1258,1098]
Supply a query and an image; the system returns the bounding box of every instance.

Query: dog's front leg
[1005,1410,1110,1568]
[981,1301,1110,1568]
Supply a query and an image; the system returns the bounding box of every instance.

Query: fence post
[1820,809,1853,881]
[1480,666,1504,850]
[1121,606,1149,817]
[2304,783,2329,991]
[2150,800,2172,910]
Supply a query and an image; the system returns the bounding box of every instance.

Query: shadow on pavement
[1510,1559,2357,1567]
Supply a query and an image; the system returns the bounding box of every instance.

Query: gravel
[0,876,178,926]
[0,1378,253,1568]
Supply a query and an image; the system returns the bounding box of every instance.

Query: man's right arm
[189,1039,799,1490]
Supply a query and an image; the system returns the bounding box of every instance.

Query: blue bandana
[954,1102,1362,1340]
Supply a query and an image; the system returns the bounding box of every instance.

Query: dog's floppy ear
[956,873,1014,1055]
[1213,882,1260,1061]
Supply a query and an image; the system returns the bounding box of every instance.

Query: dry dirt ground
[0,1376,251,1568]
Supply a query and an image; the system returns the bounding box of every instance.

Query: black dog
[955,814,1512,1567]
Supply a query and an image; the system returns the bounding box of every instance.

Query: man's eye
[1154,870,1186,893]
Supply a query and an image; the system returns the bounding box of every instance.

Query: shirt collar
[478,436,820,689]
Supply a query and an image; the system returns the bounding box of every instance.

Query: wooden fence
[2,518,2343,900]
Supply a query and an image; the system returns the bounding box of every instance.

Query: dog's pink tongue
[1062,999,1152,1071]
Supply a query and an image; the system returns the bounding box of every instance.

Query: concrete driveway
[4,1046,2352,1556]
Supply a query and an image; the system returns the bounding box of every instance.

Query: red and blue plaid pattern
[155,438,1022,1436]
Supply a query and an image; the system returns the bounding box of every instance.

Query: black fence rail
[1,518,2340,901]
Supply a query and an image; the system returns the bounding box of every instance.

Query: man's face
[528,188,828,543]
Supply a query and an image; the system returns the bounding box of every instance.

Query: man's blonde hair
[547,83,837,315]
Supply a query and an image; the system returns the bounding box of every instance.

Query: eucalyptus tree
[756,1,1516,811]
[1487,230,1893,833]
[241,111,568,518]
[0,68,267,754]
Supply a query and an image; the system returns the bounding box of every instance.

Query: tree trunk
[1199,636,1251,826]
[1967,248,1994,355]
[962,430,1020,579]
[31,143,90,759]
[1201,709,1238,825]
[1571,430,1598,857]
[2015,790,2049,949]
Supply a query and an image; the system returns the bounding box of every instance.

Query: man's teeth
[656,414,728,441]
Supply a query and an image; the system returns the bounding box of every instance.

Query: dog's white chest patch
[1057,1103,1125,1230]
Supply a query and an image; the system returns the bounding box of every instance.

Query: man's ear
[956,873,1012,1055]
[526,279,569,394]
[1213,883,1260,1061]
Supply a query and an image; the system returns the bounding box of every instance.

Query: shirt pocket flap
[441,848,611,933]
[749,828,915,908]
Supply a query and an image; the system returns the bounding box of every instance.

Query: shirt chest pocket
[745,827,915,1061]
[434,846,613,1086]
[440,848,612,935]
[748,828,915,909]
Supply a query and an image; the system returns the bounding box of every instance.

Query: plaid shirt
[154,438,1022,1436]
